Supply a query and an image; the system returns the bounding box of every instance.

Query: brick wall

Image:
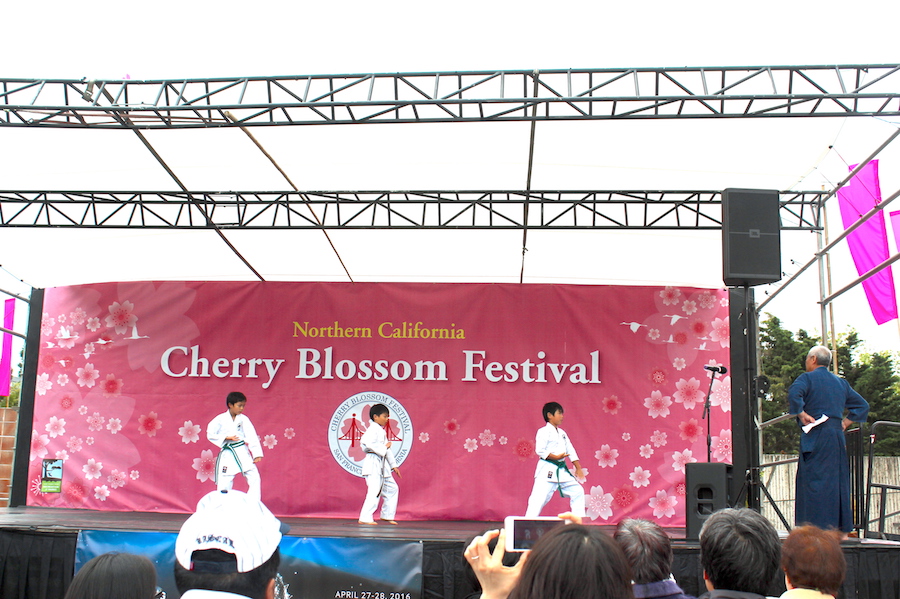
[0,407,17,507]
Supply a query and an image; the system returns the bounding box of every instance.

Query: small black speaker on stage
[685,462,732,540]
[722,188,782,287]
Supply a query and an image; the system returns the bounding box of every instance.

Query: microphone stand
[701,368,725,463]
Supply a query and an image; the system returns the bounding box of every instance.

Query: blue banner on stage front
[77,530,423,599]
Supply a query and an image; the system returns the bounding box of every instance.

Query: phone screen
[508,518,564,551]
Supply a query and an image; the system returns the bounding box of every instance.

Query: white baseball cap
[175,490,288,573]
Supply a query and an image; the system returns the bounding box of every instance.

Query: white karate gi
[525,422,585,517]
[358,420,399,522]
[207,411,263,501]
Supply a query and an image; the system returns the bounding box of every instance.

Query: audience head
[175,489,287,599]
[64,552,157,599]
[699,508,781,596]
[507,524,633,599]
[807,345,832,368]
[614,518,673,585]
[781,525,845,596]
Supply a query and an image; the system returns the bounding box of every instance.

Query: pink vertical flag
[837,160,898,325]
[0,298,13,396]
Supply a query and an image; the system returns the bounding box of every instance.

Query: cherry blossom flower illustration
[284,428,296,439]
[86,437,95,445]
[86,317,101,332]
[644,390,672,419]
[57,313,67,324]
[639,444,654,458]
[479,429,496,446]
[711,429,733,463]
[35,373,53,396]
[464,438,478,452]
[621,432,631,441]
[30,477,45,497]
[76,363,100,388]
[698,291,717,310]
[675,481,687,496]
[192,449,216,482]
[56,328,77,350]
[681,299,698,316]
[105,300,138,335]
[649,367,667,386]
[419,432,430,443]
[679,419,702,443]
[70,307,87,325]
[647,328,660,341]
[178,421,201,443]
[515,438,535,461]
[130,470,140,480]
[107,469,128,489]
[263,434,277,450]
[672,357,687,371]
[45,416,66,438]
[30,431,50,461]
[67,436,84,452]
[586,485,614,520]
[41,313,56,336]
[60,394,75,410]
[106,418,122,434]
[671,449,697,473]
[710,377,732,412]
[595,444,619,468]
[499,436,508,445]
[602,395,621,415]
[614,485,636,510]
[673,377,703,410]
[709,317,730,348]
[650,430,668,447]
[444,419,460,435]
[82,458,103,480]
[56,450,70,461]
[57,374,70,386]
[78,405,88,415]
[138,411,162,437]
[648,490,678,518]
[86,412,105,431]
[689,318,708,338]
[659,286,682,306]
[629,466,652,488]
[100,373,124,398]
[94,485,110,501]
[64,480,87,505]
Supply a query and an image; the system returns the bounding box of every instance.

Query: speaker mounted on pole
[722,188,782,287]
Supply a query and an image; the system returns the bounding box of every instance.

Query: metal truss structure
[1,65,898,129]
[0,190,824,230]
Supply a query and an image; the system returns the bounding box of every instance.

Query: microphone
[704,365,728,374]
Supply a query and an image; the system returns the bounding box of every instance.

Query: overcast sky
[2,0,900,358]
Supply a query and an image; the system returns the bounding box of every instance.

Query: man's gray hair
[808,345,832,367]
[613,518,673,584]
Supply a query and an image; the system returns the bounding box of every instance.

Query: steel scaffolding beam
[0,190,823,230]
[1,65,898,129]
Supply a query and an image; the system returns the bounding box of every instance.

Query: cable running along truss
[1,65,899,128]
[0,190,824,230]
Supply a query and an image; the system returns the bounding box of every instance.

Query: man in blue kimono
[788,345,869,533]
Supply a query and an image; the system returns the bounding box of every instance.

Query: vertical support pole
[729,287,761,510]
[10,288,44,506]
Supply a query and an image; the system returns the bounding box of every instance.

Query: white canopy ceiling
[2,0,899,351]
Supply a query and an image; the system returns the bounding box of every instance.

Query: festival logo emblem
[328,391,414,476]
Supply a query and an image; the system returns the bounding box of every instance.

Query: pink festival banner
[27,282,732,526]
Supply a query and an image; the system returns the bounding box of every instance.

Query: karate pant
[525,475,585,517]
[359,472,399,522]
[217,464,261,502]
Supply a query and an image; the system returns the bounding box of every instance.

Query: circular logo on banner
[328,391,413,477]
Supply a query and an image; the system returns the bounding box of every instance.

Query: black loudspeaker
[685,462,732,540]
[722,188,782,287]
